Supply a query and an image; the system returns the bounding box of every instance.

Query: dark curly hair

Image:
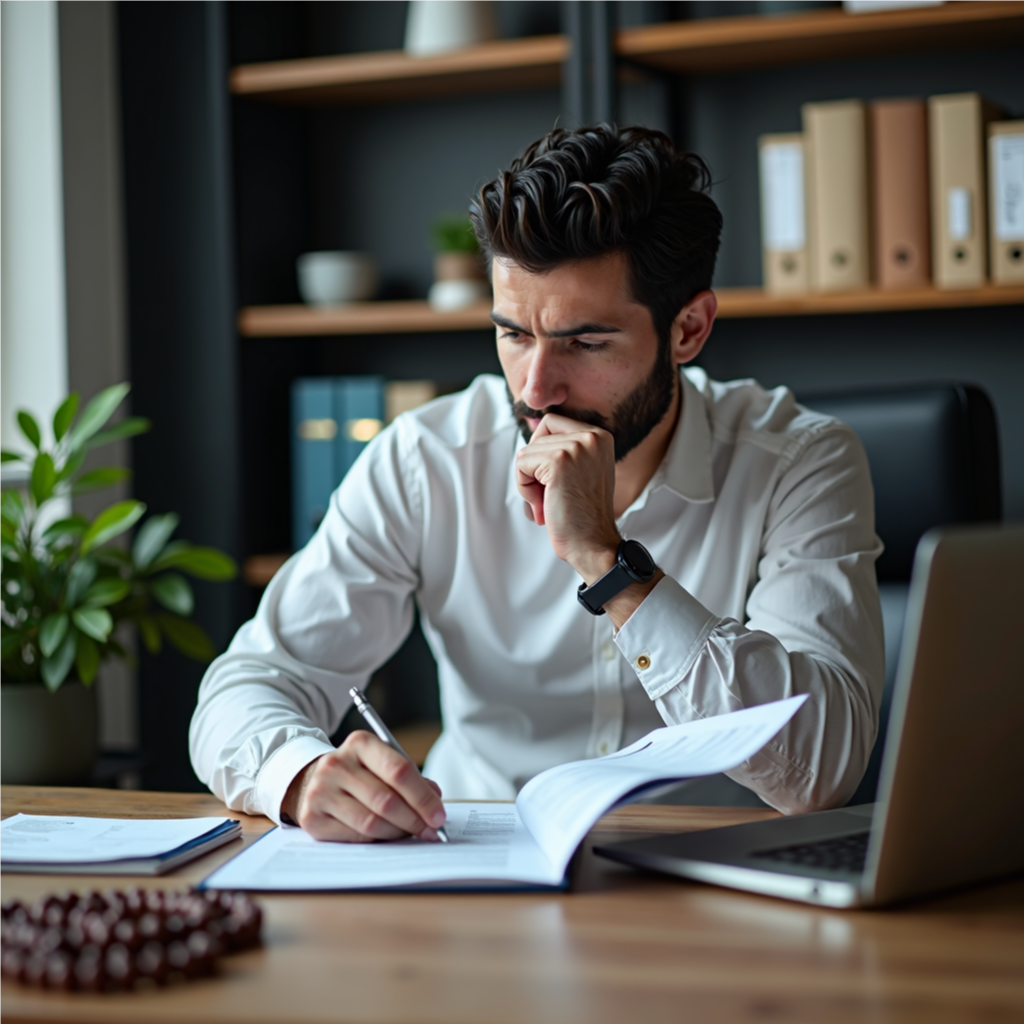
[470,124,723,349]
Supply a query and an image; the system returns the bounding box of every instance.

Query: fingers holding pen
[295,732,446,843]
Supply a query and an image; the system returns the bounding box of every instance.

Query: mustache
[510,399,611,434]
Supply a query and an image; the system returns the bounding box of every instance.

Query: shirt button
[636,655,651,670]
[597,741,610,755]
[601,642,616,661]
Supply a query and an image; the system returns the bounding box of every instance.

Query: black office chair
[800,383,1003,805]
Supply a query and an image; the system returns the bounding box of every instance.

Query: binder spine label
[947,188,972,241]
[761,143,805,252]
[993,134,1024,241]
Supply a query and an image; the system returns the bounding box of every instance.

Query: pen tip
[437,827,450,843]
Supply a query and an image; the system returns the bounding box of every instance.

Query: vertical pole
[562,1,591,126]
[590,1,615,125]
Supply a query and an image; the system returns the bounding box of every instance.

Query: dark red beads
[0,888,262,992]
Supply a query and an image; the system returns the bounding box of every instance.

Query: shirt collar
[504,368,716,511]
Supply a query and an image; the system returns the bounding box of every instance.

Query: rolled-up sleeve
[615,424,885,814]
[189,418,424,824]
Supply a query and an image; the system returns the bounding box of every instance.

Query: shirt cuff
[614,575,720,701]
[252,734,336,826]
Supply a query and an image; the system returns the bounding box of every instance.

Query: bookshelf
[616,2,1024,75]
[230,34,567,104]
[239,285,1024,338]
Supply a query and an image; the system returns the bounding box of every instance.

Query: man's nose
[521,347,568,412]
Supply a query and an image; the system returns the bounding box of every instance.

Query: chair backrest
[800,383,1002,582]
[799,383,1002,805]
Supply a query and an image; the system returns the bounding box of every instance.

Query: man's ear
[669,290,718,365]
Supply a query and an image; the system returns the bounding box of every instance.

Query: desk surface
[3,786,1023,1024]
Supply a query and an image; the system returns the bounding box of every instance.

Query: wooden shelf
[243,553,290,587]
[230,35,567,104]
[239,286,1024,338]
[713,284,1024,318]
[616,1,1024,75]
[239,300,493,337]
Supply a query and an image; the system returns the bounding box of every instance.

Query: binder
[802,100,871,292]
[337,376,386,482]
[758,133,808,294]
[291,378,337,551]
[928,93,1001,289]
[870,99,931,290]
[988,120,1024,286]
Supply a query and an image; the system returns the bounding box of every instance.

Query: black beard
[508,350,677,462]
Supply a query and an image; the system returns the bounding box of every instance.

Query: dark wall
[120,2,243,789]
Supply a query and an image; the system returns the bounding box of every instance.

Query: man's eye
[574,340,606,353]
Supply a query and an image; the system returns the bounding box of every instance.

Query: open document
[203,695,806,892]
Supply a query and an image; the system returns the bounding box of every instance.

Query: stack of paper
[0,815,241,875]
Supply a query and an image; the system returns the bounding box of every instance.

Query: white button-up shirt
[190,369,884,823]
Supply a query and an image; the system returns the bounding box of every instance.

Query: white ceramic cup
[297,251,378,306]
[404,1,499,56]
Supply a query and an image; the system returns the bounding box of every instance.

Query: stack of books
[758,93,1023,294]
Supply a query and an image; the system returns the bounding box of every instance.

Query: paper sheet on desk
[201,695,807,892]
[0,815,232,864]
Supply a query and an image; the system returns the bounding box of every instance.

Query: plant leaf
[151,545,237,581]
[150,573,194,616]
[85,416,151,450]
[39,612,70,657]
[41,516,90,543]
[30,453,57,506]
[157,613,216,661]
[65,558,98,606]
[137,615,162,654]
[42,630,78,691]
[17,411,42,450]
[80,500,146,554]
[71,607,113,642]
[68,383,131,450]
[55,447,87,483]
[1,490,25,524]
[1,450,24,464]
[53,393,80,442]
[82,577,131,607]
[75,634,100,685]
[1,629,24,660]
[133,512,179,570]
[0,518,16,545]
[70,466,131,495]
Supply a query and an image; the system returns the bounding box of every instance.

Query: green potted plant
[0,383,237,785]
[427,212,489,312]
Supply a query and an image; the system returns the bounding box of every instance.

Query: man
[190,126,884,843]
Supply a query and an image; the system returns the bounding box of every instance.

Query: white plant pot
[297,251,378,306]
[428,278,491,311]
[404,1,499,56]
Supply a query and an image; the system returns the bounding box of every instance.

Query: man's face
[492,253,677,462]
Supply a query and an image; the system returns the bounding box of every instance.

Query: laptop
[595,523,1024,908]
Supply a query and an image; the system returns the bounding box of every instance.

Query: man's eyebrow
[490,312,622,338]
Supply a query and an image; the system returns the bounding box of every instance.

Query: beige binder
[928,93,1001,289]
[988,121,1024,285]
[802,100,871,292]
[870,99,931,290]
[758,133,809,294]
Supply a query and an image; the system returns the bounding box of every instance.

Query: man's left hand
[515,413,621,583]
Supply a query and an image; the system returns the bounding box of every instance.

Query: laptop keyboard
[751,830,871,874]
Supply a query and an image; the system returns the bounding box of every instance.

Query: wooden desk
[3,787,1023,1023]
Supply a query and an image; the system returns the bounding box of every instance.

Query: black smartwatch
[577,539,659,616]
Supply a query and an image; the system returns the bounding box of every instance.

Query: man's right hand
[279,731,447,842]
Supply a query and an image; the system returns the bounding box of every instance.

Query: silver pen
[348,686,449,843]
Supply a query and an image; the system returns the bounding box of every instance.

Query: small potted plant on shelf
[427,212,490,312]
[0,383,237,785]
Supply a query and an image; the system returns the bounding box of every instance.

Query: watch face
[620,540,656,580]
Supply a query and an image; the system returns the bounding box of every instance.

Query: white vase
[404,1,499,56]
[297,251,378,306]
